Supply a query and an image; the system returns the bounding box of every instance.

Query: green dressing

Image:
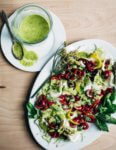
[18,14,49,43]
[20,48,38,67]
[20,59,34,67]
[12,42,23,60]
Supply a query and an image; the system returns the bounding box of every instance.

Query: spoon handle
[1,10,14,42]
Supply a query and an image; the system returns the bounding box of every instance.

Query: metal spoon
[1,10,24,60]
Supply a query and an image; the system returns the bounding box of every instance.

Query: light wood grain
[0,0,116,150]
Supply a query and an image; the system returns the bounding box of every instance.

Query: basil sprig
[95,88,116,131]
[26,102,37,118]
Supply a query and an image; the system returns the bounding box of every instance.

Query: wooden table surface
[0,0,116,150]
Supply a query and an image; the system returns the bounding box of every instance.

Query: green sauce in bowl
[18,14,50,43]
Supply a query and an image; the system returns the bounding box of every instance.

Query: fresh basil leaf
[28,114,35,118]
[95,119,109,131]
[106,98,112,107]
[104,104,116,114]
[26,102,37,118]
[103,93,111,106]
[103,114,116,124]
[97,114,116,124]
[55,115,61,124]
[110,88,116,102]
[99,106,108,114]
[26,102,33,113]
[105,115,116,124]
[112,104,116,110]
[96,114,110,122]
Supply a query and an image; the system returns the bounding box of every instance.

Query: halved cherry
[102,70,112,79]
[105,59,110,69]
[49,132,60,138]
[86,89,94,98]
[81,122,89,130]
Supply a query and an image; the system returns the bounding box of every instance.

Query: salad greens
[27,48,116,142]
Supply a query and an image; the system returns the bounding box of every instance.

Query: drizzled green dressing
[20,48,38,67]
[18,14,49,43]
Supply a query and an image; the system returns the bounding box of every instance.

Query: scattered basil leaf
[96,114,116,124]
[55,115,61,124]
[105,115,116,124]
[105,114,116,124]
[26,102,37,118]
[103,93,111,106]
[110,88,116,102]
[99,106,107,114]
[28,114,35,118]
[105,104,116,114]
[95,119,109,132]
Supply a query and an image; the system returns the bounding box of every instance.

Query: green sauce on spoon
[12,41,24,60]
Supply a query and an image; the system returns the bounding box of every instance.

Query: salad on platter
[27,47,116,143]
